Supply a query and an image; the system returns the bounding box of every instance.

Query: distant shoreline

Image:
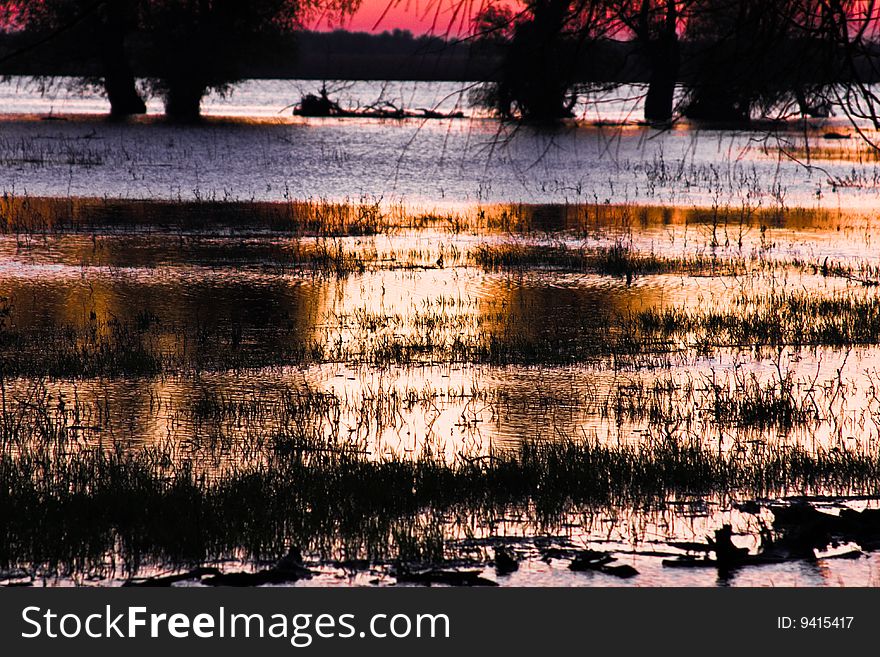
[3,29,878,85]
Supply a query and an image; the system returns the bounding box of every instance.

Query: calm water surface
[0,78,879,208]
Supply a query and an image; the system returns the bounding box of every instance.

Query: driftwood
[493,547,519,575]
[663,553,789,569]
[293,88,464,120]
[201,567,311,587]
[664,504,876,571]
[393,568,497,587]
[772,502,880,552]
[127,547,313,588]
[664,524,792,571]
[569,550,639,578]
[540,547,576,561]
[123,566,221,587]
[202,548,312,587]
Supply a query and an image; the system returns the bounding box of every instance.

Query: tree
[137,0,315,121]
[4,0,360,120]
[100,1,148,116]
[1,0,147,117]
[474,0,683,122]
[787,0,880,132]
[470,0,880,130]
[611,0,689,122]
[471,4,518,44]
[679,0,850,123]
[479,0,613,121]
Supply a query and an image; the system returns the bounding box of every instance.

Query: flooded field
[2,79,880,208]
[4,80,880,587]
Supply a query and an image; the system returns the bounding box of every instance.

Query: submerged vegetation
[4,0,880,588]
[0,194,850,236]
[3,284,880,376]
[3,384,880,581]
[0,195,392,236]
[471,242,738,277]
[3,195,880,585]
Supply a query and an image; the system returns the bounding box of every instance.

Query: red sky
[314,0,492,36]
[325,0,880,37]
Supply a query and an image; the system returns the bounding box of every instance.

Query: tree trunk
[643,0,679,123]
[164,82,205,122]
[644,38,679,123]
[683,87,750,123]
[501,0,574,122]
[103,62,146,118]
[100,20,146,117]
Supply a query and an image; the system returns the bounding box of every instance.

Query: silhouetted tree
[138,0,315,121]
[3,0,359,120]
[680,0,847,122]
[788,0,880,131]
[480,0,612,121]
[1,0,146,117]
[469,0,880,129]
[101,1,147,115]
[612,0,689,122]
[471,4,518,44]
[681,0,779,121]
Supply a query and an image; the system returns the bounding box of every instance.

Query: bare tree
[465,0,880,134]
[794,1,880,135]
[681,0,804,121]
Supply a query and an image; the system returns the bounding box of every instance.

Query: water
[3,79,880,586]
[0,78,879,208]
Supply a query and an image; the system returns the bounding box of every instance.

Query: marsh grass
[0,314,165,378]
[4,285,880,377]
[471,242,739,278]
[601,368,822,434]
[0,196,397,236]
[637,291,880,351]
[4,193,880,582]
[0,195,849,238]
[703,367,817,431]
[0,308,326,378]
[3,386,880,580]
[774,143,880,164]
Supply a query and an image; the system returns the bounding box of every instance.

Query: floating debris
[771,501,880,552]
[569,550,639,578]
[494,547,519,575]
[293,87,464,120]
[123,566,222,587]
[201,548,312,587]
[663,524,788,570]
[664,505,875,572]
[201,568,311,587]
[393,568,497,587]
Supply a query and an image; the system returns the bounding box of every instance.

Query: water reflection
[3,254,879,459]
[5,200,880,585]
[1,104,880,207]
